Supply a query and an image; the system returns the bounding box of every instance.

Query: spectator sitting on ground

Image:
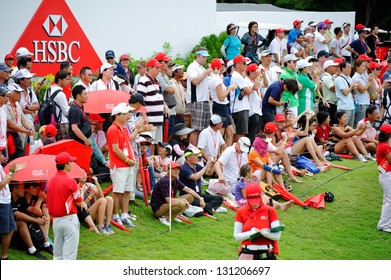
[169,123,196,165]
[357,105,379,155]
[77,176,115,235]
[151,161,206,226]
[152,142,172,181]
[10,183,49,260]
[179,148,226,215]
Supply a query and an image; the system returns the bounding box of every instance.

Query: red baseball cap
[355,24,366,31]
[369,61,380,70]
[55,152,77,165]
[211,58,222,70]
[168,161,181,169]
[89,113,106,123]
[5,54,15,60]
[274,113,286,122]
[275,28,285,34]
[45,124,57,137]
[264,122,277,133]
[334,58,344,65]
[293,20,303,26]
[247,63,259,72]
[233,55,247,65]
[380,124,391,134]
[155,52,171,62]
[146,58,163,68]
[245,182,262,205]
[324,19,333,25]
[119,54,130,61]
[358,54,372,61]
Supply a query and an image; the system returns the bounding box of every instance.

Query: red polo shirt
[107,122,134,169]
[46,171,81,217]
[235,204,278,246]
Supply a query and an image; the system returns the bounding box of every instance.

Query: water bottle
[29,128,34,144]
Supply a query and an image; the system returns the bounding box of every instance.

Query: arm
[188,160,213,181]
[214,160,226,184]
[216,83,236,102]
[234,221,260,241]
[191,68,213,85]
[71,124,91,146]
[220,45,227,58]
[268,96,283,107]
[13,211,45,226]
[7,119,30,134]
[111,143,136,166]
[345,45,359,58]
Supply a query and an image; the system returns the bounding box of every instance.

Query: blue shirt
[179,162,202,195]
[114,62,127,78]
[349,39,368,58]
[262,81,283,114]
[287,28,303,45]
[223,35,241,60]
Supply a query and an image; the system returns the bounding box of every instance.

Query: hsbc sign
[10,0,101,76]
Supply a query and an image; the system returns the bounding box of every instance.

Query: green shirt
[280,68,299,107]
[297,72,316,114]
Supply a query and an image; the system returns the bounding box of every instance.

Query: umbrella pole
[169,156,172,231]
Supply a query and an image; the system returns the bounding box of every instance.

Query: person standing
[0,161,26,260]
[46,152,87,260]
[107,103,137,228]
[241,21,266,64]
[340,22,352,63]
[68,85,91,146]
[234,182,282,260]
[366,24,380,60]
[221,23,241,62]
[73,66,93,93]
[187,48,213,146]
[376,124,391,233]
[269,29,285,67]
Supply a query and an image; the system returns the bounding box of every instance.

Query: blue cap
[195,50,210,57]
[105,50,115,58]
[0,63,11,72]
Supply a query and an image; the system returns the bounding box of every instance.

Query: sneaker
[173,216,183,223]
[112,217,123,226]
[106,224,115,235]
[215,206,228,213]
[27,250,47,260]
[47,236,54,246]
[129,213,137,221]
[159,217,170,226]
[183,205,204,217]
[364,153,376,161]
[98,226,110,235]
[121,218,137,228]
[378,227,391,233]
[42,244,53,255]
[356,154,367,163]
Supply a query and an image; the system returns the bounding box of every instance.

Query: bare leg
[352,135,368,155]
[42,207,50,241]
[335,139,359,156]
[233,133,245,144]
[281,152,302,183]
[274,174,285,187]
[225,125,234,147]
[112,192,121,215]
[189,130,200,147]
[121,191,131,216]
[88,198,107,228]
[364,143,377,154]
[105,197,114,226]
[265,171,273,186]
[84,215,99,233]
[1,231,15,259]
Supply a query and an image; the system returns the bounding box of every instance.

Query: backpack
[28,223,45,250]
[38,88,62,126]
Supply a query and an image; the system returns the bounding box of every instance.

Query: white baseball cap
[15,47,33,58]
[100,63,114,73]
[323,60,339,70]
[111,102,132,116]
[297,59,313,69]
[238,137,251,153]
[15,68,35,79]
[283,54,300,63]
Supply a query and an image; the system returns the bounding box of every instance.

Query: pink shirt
[357,119,377,141]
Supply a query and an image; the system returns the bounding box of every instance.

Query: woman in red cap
[376,124,391,233]
[234,182,282,260]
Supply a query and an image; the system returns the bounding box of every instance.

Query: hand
[104,162,110,168]
[127,159,136,167]
[91,176,99,184]
[229,84,238,91]
[0,154,8,163]
[322,99,330,108]
[10,162,28,173]
[199,199,206,208]
[260,228,270,236]
[38,190,46,200]
[80,202,89,212]
[218,176,227,185]
[84,139,91,147]
[37,217,46,226]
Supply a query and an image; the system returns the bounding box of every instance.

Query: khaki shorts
[110,166,135,193]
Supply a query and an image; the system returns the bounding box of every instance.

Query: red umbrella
[84,89,130,113]
[304,193,325,209]
[272,184,307,207]
[3,154,86,181]
[33,139,92,173]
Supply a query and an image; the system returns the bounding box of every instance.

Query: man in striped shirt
[137,58,170,154]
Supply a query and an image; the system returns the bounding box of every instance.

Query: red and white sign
[10,0,101,76]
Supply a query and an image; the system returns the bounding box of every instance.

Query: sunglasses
[290,60,297,63]
[106,57,114,60]
[197,156,203,160]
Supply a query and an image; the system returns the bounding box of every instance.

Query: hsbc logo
[43,15,68,37]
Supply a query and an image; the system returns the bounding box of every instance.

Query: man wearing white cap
[320,60,339,123]
[5,83,34,160]
[187,47,213,146]
[197,114,227,176]
[269,29,286,67]
[90,63,117,91]
[16,69,39,127]
[107,103,137,228]
[11,47,33,76]
[214,136,251,193]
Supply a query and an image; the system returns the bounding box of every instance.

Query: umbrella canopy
[33,139,92,173]
[4,154,86,181]
[84,89,131,113]
[304,193,325,209]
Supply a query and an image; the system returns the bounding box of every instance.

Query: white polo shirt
[230,71,250,113]
[245,76,262,117]
[218,144,248,185]
[197,126,225,158]
[187,60,209,102]
[209,73,228,105]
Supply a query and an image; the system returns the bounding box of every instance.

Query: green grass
[8,159,391,260]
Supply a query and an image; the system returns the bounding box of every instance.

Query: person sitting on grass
[152,142,173,182]
[179,148,226,215]
[77,176,115,235]
[150,161,206,226]
[357,105,379,155]
[235,164,293,211]
[329,110,376,162]
[248,135,288,190]
[315,111,332,148]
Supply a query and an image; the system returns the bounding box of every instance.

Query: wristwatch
[25,105,29,110]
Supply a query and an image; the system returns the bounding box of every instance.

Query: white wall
[1,0,216,62]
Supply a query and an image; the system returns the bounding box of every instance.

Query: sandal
[284,181,293,192]
[305,171,314,177]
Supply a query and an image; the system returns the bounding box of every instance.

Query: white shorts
[110,166,135,193]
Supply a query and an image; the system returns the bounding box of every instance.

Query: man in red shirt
[107,103,137,228]
[46,152,87,260]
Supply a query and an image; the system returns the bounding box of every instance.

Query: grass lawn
[8,159,391,260]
